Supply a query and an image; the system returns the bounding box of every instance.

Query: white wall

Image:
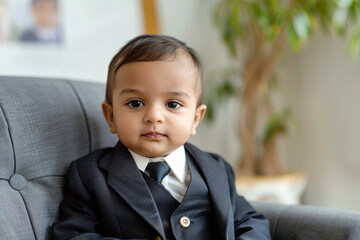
[283,33,360,211]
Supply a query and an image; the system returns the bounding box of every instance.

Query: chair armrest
[251,201,360,240]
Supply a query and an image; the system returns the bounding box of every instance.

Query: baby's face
[33,0,58,29]
[103,54,206,158]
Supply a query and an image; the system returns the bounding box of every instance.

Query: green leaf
[223,22,237,57]
[349,0,360,19]
[203,68,240,122]
[230,0,242,36]
[313,0,338,32]
[347,22,360,58]
[287,24,302,51]
[263,109,291,145]
[205,102,214,122]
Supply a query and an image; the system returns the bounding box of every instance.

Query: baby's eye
[127,100,144,108]
[166,101,182,109]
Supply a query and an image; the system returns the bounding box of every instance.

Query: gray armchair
[1,76,360,240]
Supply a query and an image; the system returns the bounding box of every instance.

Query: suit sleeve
[51,161,146,240]
[212,154,271,240]
[50,161,149,240]
[50,161,111,240]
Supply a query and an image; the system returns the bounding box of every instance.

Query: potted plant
[208,0,360,202]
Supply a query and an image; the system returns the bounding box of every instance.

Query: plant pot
[235,171,307,204]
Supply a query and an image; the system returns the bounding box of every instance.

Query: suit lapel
[99,142,166,238]
[185,143,234,240]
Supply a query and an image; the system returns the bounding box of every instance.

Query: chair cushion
[0,76,117,239]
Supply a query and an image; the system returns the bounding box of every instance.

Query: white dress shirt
[129,145,191,202]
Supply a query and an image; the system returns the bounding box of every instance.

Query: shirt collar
[129,145,187,183]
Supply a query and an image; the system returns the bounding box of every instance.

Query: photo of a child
[0,0,62,45]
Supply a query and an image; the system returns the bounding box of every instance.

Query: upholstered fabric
[1,76,360,240]
[252,201,360,240]
[0,76,117,240]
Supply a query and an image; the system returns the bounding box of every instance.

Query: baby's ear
[102,102,116,134]
[191,104,207,136]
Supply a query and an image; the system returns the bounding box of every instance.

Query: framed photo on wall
[0,0,63,45]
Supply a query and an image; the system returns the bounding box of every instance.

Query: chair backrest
[0,76,118,240]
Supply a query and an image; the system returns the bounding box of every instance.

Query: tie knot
[146,161,170,183]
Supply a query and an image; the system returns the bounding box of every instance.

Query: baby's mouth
[141,131,166,140]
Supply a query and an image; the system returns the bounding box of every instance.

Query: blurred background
[1,0,360,211]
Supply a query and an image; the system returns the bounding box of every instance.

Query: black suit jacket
[51,142,270,240]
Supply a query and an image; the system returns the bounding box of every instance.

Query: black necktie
[146,161,170,183]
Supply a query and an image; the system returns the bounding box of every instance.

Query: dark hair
[105,34,203,105]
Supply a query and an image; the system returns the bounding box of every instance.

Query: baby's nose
[144,105,164,124]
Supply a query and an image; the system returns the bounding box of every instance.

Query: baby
[51,34,271,240]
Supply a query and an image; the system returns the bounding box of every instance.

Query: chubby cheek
[168,117,195,142]
[114,115,140,140]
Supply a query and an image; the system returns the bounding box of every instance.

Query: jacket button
[180,216,190,228]
[155,236,161,240]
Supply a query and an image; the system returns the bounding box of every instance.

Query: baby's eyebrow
[168,91,190,99]
[119,88,142,95]
[119,88,191,99]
